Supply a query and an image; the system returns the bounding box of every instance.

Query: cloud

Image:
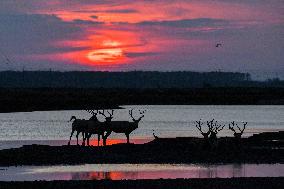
[125,52,159,58]
[104,9,138,13]
[72,19,103,25]
[90,15,98,19]
[0,13,99,56]
[136,18,229,28]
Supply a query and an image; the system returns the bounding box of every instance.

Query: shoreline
[0,178,283,189]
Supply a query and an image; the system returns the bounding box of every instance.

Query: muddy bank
[0,132,283,166]
[0,178,283,189]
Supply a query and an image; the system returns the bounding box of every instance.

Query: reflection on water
[1,164,283,181]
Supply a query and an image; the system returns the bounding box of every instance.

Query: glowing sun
[87,40,125,64]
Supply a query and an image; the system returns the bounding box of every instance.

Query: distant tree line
[0,71,282,88]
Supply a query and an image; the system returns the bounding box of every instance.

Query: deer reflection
[71,171,139,180]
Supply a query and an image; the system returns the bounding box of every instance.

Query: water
[0,105,283,181]
[0,105,283,142]
[0,164,283,181]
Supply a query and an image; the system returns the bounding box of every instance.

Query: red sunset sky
[0,0,283,79]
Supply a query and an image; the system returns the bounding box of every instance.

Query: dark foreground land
[1,178,284,189]
[0,87,284,112]
[0,132,283,166]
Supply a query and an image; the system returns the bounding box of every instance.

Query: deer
[86,109,99,122]
[209,120,225,141]
[103,109,146,144]
[68,116,88,146]
[195,119,213,140]
[228,121,247,139]
[83,110,114,146]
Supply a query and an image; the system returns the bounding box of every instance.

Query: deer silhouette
[195,119,213,139]
[103,109,146,144]
[209,120,225,141]
[81,110,102,146]
[68,116,88,146]
[87,109,99,122]
[84,110,114,146]
[229,121,247,139]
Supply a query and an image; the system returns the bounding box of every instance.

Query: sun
[87,48,124,63]
[87,40,125,65]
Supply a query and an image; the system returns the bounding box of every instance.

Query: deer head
[70,116,76,122]
[129,109,146,123]
[237,122,247,134]
[195,119,211,138]
[99,109,114,122]
[229,121,247,138]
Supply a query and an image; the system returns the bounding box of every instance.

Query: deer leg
[126,133,130,144]
[87,133,90,146]
[76,132,80,146]
[87,133,92,146]
[103,131,112,146]
[82,132,86,146]
[68,129,75,145]
[98,134,100,146]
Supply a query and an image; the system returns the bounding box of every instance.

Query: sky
[0,0,283,79]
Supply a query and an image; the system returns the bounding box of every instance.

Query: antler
[99,110,114,121]
[216,123,225,132]
[99,110,107,118]
[206,119,214,130]
[129,109,134,120]
[139,110,146,115]
[195,119,203,133]
[86,109,98,115]
[129,109,146,121]
[228,121,237,133]
[210,120,225,133]
[237,122,247,134]
[107,110,114,117]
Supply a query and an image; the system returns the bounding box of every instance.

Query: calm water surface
[0,164,283,181]
[0,105,283,142]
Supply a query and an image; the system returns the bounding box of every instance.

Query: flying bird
[216,43,222,47]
